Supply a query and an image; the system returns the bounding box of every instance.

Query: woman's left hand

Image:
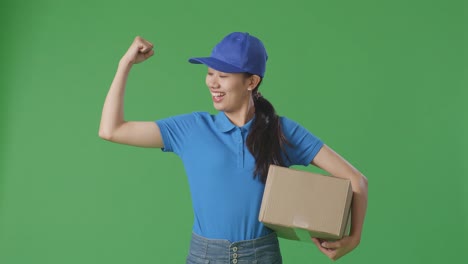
[311,235,360,261]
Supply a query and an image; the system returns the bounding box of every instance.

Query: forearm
[349,175,368,242]
[98,60,132,138]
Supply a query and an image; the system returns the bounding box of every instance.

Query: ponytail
[244,73,291,183]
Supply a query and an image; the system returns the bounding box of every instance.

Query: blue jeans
[186,231,283,264]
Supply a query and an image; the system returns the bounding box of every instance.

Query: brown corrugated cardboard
[259,165,353,242]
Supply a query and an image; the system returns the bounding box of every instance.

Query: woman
[99,32,368,263]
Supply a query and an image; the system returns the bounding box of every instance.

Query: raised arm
[98,36,163,148]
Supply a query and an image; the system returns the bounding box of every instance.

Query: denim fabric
[186,231,282,264]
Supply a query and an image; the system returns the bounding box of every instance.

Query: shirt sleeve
[280,116,324,166]
[155,112,198,156]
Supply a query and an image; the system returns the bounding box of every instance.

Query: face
[205,67,253,112]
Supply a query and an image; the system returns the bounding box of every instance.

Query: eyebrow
[207,70,230,75]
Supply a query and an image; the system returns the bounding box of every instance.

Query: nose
[207,75,220,89]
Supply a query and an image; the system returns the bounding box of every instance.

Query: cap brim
[188,57,245,73]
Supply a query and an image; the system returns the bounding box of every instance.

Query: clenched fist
[120,36,154,65]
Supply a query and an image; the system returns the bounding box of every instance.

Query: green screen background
[1,0,466,263]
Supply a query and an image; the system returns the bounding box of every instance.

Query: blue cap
[188,32,268,78]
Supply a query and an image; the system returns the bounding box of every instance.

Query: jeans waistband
[188,231,281,263]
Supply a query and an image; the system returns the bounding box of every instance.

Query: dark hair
[243,73,292,183]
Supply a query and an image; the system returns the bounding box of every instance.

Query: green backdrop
[1,0,466,263]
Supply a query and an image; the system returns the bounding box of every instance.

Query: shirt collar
[214,111,256,133]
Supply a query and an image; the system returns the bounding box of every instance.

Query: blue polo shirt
[155,111,324,242]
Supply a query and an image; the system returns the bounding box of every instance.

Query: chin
[213,103,225,111]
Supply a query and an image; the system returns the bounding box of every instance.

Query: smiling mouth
[211,92,226,103]
[211,92,226,98]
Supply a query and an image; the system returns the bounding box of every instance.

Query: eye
[220,75,228,78]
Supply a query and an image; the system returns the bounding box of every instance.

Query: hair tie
[254,91,263,100]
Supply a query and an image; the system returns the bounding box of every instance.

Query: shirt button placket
[236,129,243,168]
[239,128,245,168]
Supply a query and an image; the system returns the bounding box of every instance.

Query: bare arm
[98,36,163,148]
[310,144,368,260]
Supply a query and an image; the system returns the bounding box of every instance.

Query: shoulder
[279,115,302,130]
[157,111,209,122]
[191,111,218,124]
[191,111,213,119]
[279,115,321,139]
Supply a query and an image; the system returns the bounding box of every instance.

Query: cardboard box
[259,165,353,242]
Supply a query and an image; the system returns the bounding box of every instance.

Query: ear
[248,75,261,89]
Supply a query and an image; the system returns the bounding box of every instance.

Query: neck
[224,98,255,127]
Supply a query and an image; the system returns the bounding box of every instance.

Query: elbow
[99,122,124,141]
[352,173,368,193]
[98,129,113,141]
[359,174,368,193]
[362,174,368,187]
